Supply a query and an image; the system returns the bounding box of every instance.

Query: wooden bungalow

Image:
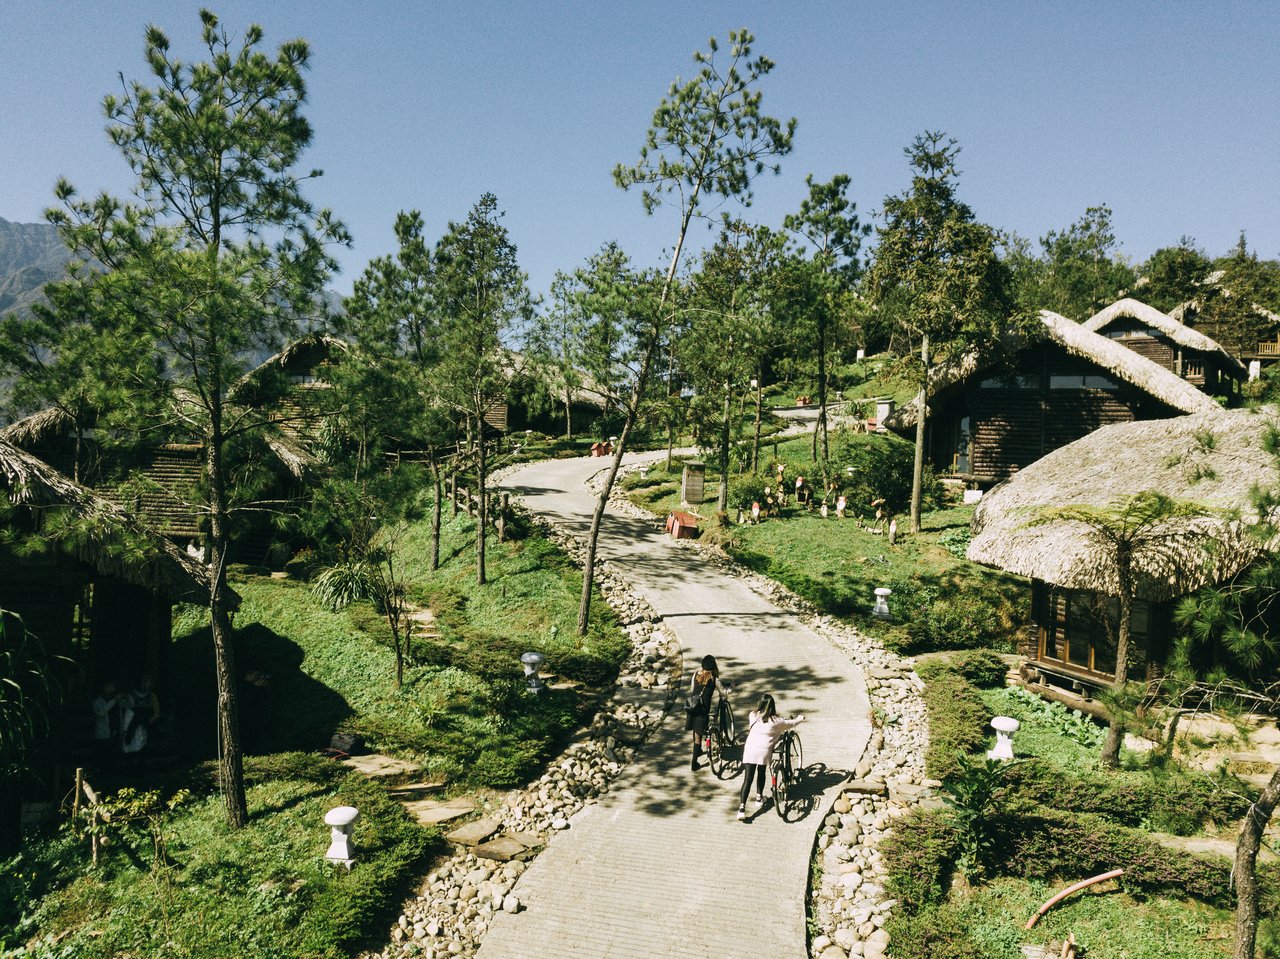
[966,409,1276,694]
[1082,298,1245,401]
[0,438,219,685]
[884,311,1221,486]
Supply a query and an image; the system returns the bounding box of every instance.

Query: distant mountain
[0,217,70,315]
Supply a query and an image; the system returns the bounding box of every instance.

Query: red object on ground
[665,510,700,539]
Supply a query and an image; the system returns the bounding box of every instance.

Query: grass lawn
[621,440,1025,652]
[2,753,438,959]
[896,876,1237,959]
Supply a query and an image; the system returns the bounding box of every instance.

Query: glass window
[1083,375,1119,390]
[1049,374,1084,389]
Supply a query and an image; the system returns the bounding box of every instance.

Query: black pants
[739,763,767,806]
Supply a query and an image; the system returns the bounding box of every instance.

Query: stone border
[601,468,934,959]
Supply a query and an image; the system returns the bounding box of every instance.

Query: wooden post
[73,767,83,822]
[450,475,459,516]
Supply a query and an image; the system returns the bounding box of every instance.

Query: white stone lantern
[324,805,359,868]
[521,651,546,694]
[872,587,892,620]
[988,716,1020,760]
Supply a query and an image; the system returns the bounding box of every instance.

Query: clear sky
[2,1,1277,299]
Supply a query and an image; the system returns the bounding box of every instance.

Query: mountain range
[0,216,70,315]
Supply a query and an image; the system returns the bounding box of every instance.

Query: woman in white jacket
[737,693,804,820]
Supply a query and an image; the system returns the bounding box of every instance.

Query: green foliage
[936,525,971,558]
[0,610,63,779]
[1141,239,1212,314]
[992,685,1105,749]
[947,650,1009,689]
[915,660,991,779]
[880,808,960,913]
[828,429,943,516]
[1037,204,1137,320]
[943,755,1021,880]
[4,754,437,959]
[1000,757,1250,836]
[898,580,1012,654]
[1174,554,1280,685]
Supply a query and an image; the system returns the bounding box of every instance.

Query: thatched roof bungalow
[1,438,222,685]
[967,409,1278,687]
[1082,298,1244,400]
[884,311,1221,484]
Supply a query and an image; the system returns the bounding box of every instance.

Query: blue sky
[2,1,1277,298]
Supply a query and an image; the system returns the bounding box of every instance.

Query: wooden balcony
[1257,341,1280,356]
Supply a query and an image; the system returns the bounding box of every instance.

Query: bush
[881,809,961,914]
[828,430,943,516]
[917,664,990,780]
[903,587,1012,653]
[949,650,1009,689]
[996,809,1258,908]
[886,904,990,959]
[1002,758,1251,835]
[552,648,620,688]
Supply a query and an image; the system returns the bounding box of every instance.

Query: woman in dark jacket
[685,654,727,771]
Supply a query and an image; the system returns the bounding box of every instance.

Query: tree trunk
[564,388,573,439]
[476,416,487,586]
[909,334,929,534]
[1234,768,1280,959]
[207,407,248,828]
[813,309,828,471]
[751,370,762,473]
[1101,563,1134,769]
[429,452,442,572]
[718,377,731,512]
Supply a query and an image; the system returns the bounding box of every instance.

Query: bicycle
[770,729,804,819]
[705,685,737,777]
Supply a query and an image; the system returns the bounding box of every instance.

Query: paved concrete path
[478,454,872,959]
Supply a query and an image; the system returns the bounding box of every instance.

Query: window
[1049,374,1119,390]
[1040,587,1154,677]
[980,374,1037,389]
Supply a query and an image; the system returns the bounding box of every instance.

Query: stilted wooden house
[1082,298,1245,401]
[966,410,1276,694]
[0,438,220,686]
[884,311,1222,485]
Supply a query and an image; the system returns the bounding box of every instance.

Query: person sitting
[121,675,160,756]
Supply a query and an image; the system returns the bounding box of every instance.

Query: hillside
[0,216,68,315]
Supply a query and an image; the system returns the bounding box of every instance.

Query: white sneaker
[736,805,746,821]
[753,795,765,810]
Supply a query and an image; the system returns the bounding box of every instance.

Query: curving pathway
[477,454,872,959]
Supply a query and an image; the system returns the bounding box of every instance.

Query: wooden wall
[926,343,1180,484]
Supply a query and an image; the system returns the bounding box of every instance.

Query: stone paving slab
[403,797,475,826]
[474,835,532,862]
[477,453,872,959]
[340,753,419,779]
[446,815,502,846]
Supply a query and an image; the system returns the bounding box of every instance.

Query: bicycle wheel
[707,711,723,772]
[786,732,804,784]
[719,697,736,744]
[772,753,788,818]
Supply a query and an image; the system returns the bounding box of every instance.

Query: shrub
[885,905,989,959]
[936,526,972,558]
[904,588,1012,653]
[917,663,990,779]
[553,647,622,688]
[880,809,960,914]
[1002,758,1251,835]
[996,809,1251,908]
[828,430,943,516]
[949,650,1009,689]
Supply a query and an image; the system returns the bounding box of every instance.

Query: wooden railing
[1258,341,1280,356]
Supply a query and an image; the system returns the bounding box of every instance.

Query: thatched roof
[0,406,76,449]
[0,439,218,605]
[1082,298,1246,374]
[966,409,1280,600]
[885,310,1222,430]
[228,332,349,404]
